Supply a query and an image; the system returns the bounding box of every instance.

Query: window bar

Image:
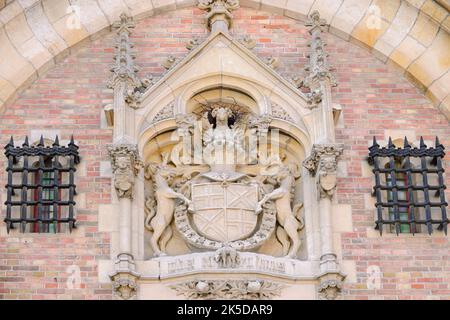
[20,137,29,233]
[52,136,60,233]
[370,137,384,235]
[37,140,44,233]
[387,138,401,235]
[68,135,76,232]
[4,135,80,233]
[68,135,80,232]
[5,137,14,233]
[403,137,416,235]
[434,137,448,235]
[419,137,433,235]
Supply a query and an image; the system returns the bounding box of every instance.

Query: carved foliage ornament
[108,144,143,199]
[111,272,138,300]
[170,279,284,300]
[108,13,141,90]
[302,11,337,89]
[303,144,344,199]
[198,0,240,12]
[108,13,152,109]
[271,103,294,123]
[198,0,240,30]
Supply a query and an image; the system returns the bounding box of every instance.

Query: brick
[0,5,448,302]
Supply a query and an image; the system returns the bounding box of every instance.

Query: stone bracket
[317,270,346,300]
[110,253,141,300]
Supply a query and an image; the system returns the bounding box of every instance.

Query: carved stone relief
[144,104,306,259]
[170,279,284,300]
[108,144,143,199]
[271,103,294,123]
[152,101,175,123]
[303,144,344,199]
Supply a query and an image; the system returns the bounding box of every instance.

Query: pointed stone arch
[0,0,449,119]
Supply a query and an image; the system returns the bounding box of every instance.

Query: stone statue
[202,106,244,167]
[145,163,191,256]
[257,163,304,258]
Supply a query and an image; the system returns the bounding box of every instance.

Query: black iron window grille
[4,135,80,233]
[368,136,448,235]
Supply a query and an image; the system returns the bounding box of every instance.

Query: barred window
[368,137,448,235]
[4,136,80,233]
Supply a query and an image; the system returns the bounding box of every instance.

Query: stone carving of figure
[257,163,304,258]
[145,163,191,256]
[114,156,135,198]
[214,246,240,268]
[203,107,244,167]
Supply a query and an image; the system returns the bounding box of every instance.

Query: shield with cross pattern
[191,182,259,242]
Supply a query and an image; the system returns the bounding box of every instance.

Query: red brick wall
[0,7,448,299]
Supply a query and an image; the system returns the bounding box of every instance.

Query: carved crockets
[107,13,151,111]
[303,144,344,199]
[303,11,337,88]
[107,144,143,199]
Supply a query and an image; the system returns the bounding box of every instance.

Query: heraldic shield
[191,182,259,242]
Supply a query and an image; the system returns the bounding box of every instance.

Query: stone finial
[107,144,143,199]
[198,0,240,32]
[108,13,141,90]
[112,12,136,35]
[302,11,337,89]
[305,10,327,34]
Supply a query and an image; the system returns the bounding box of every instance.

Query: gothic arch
[0,0,449,119]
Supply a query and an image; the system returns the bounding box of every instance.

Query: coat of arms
[144,104,304,257]
[191,182,258,242]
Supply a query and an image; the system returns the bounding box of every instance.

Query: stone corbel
[107,144,143,199]
[303,144,344,199]
[317,271,346,300]
[109,253,140,299]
